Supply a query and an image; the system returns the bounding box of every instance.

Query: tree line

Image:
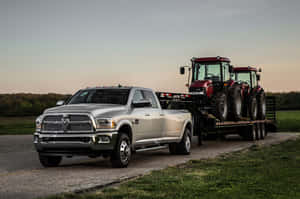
[0,92,299,117]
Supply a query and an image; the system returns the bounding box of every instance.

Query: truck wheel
[39,154,62,167]
[212,92,228,122]
[169,143,177,154]
[176,128,191,155]
[229,85,242,121]
[257,92,266,120]
[110,133,131,168]
[249,95,258,120]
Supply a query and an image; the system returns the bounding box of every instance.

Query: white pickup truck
[34,86,192,168]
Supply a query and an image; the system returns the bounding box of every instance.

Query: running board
[136,145,168,153]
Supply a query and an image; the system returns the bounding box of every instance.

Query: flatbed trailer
[156,92,277,145]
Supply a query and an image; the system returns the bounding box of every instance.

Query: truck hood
[44,104,127,117]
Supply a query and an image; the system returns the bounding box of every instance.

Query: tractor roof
[192,56,230,63]
[234,67,257,72]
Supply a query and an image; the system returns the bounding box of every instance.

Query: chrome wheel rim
[120,140,130,163]
[185,135,191,152]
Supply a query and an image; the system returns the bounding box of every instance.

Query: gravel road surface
[0,133,299,199]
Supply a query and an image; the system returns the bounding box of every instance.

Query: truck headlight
[96,118,116,129]
[36,115,43,131]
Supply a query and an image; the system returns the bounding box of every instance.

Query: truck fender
[115,120,133,132]
[179,119,193,139]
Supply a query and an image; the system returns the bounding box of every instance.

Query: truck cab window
[143,90,158,108]
[132,90,144,102]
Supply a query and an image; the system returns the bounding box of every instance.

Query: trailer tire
[110,133,131,168]
[249,95,258,120]
[39,154,62,167]
[246,125,257,141]
[256,123,261,140]
[257,92,266,120]
[212,92,228,122]
[229,85,243,121]
[260,123,266,139]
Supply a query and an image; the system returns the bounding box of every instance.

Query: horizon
[1,0,300,94]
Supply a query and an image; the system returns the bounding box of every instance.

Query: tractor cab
[180,56,234,98]
[233,67,261,89]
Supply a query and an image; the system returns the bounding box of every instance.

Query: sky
[1,0,300,94]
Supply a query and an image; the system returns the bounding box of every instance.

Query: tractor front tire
[257,92,266,120]
[249,95,258,120]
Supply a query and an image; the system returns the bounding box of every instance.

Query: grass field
[277,110,300,132]
[43,138,300,199]
[0,117,35,135]
[0,110,300,135]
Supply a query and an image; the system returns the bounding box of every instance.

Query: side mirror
[56,100,65,106]
[180,67,185,75]
[257,74,261,81]
[132,100,152,108]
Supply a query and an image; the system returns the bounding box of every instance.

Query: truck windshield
[193,63,221,82]
[67,89,130,105]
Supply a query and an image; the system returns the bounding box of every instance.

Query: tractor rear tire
[212,92,228,122]
[257,92,266,120]
[229,85,243,121]
[249,95,258,120]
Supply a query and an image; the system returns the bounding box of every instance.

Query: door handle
[145,114,150,116]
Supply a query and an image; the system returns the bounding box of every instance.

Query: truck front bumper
[34,131,118,156]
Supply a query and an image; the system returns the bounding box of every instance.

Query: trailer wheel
[256,123,261,140]
[249,95,258,120]
[110,133,131,168]
[246,125,257,141]
[229,85,243,121]
[260,123,266,139]
[39,154,62,167]
[212,92,228,122]
[257,92,266,120]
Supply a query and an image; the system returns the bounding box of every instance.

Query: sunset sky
[1,0,300,94]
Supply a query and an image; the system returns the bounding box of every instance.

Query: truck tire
[257,92,266,120]
[39,154,62,167]
[229,85,243,121]
[212,92,228,122]
[249,95,258,120]
[177,128,191,155]
[110,133,131,168]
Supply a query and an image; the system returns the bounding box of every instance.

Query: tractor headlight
[96,118,116,129]
[35,115,43,131]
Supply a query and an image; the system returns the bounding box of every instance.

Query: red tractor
[180,56,244,121]
[233,66,266,120]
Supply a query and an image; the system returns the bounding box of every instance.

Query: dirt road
[0,133,298,199]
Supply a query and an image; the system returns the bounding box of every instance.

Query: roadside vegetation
[43,138,300,199]
[1,110,300,135]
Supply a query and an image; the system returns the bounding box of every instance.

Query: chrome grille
[42,114,94,133]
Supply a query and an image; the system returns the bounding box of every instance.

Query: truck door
[131,89,153,142]
[142,90,164,139]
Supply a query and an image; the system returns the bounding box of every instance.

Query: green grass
[0,116,35,135]
[277,110,300,132]
[43,139,300,199]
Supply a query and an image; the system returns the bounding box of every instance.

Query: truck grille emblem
[62,116,70,132]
